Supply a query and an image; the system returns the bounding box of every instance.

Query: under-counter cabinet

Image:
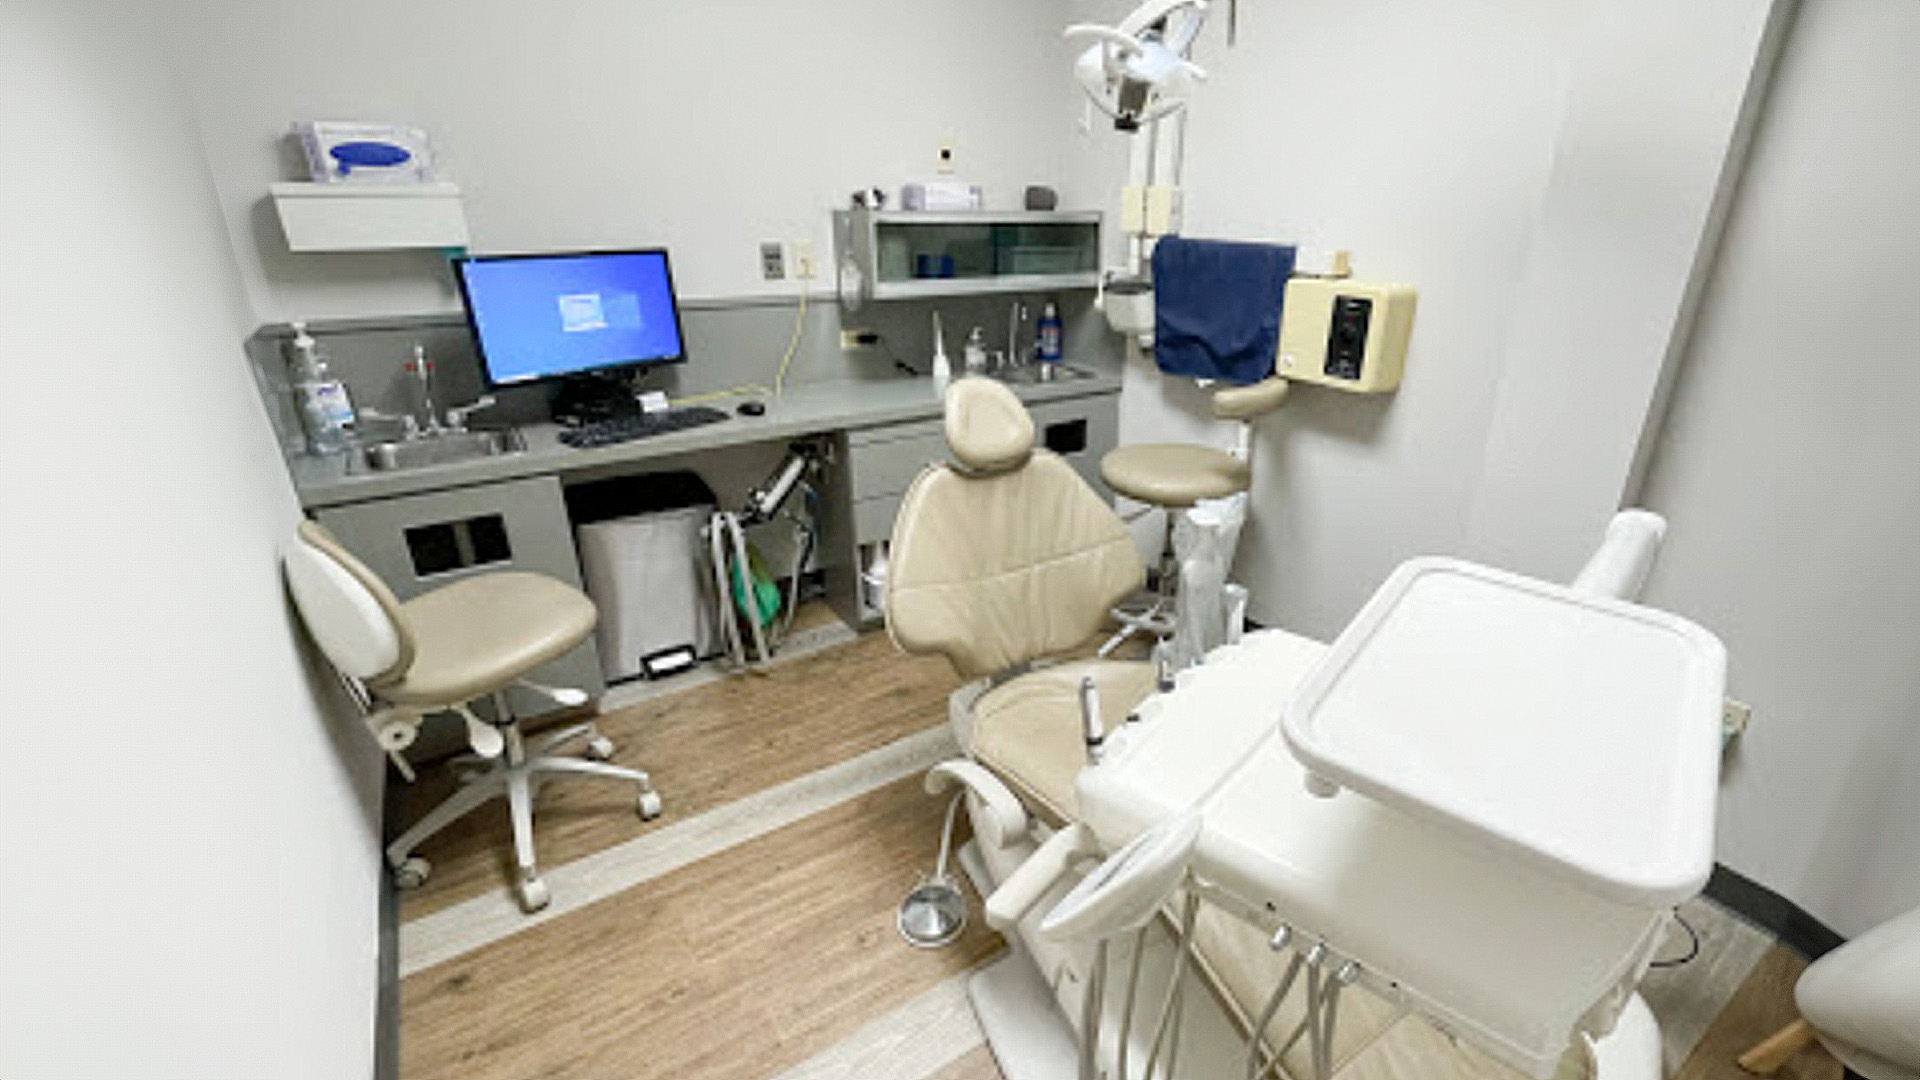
[313,474,604,753]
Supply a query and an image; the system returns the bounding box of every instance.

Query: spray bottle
[1037,299,1064,365]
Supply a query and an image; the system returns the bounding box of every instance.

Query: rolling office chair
[283,520,662,913]
[1096,374,1290,655]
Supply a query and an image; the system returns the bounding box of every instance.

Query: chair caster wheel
[638,790,664,821]
[393,857,430,890]
[585,736,616,762]
[516,874,550,913]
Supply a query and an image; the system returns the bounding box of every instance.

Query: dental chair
[887,377,1151,828]
[283,521,662,913]
[894,383,1714,1080]
[1098,376,1290,656]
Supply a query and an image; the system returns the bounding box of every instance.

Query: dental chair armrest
[1212,376,1291,421]
[985,822,1101,932]
[925,760,1030,851]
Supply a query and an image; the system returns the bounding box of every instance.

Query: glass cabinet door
[838,210,1102,301]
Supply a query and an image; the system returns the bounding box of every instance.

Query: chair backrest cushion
[282,520,415,685]
[886,451,1144,680]
[945,377,1035,475]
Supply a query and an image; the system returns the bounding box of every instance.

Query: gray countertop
[290,367,1124,509]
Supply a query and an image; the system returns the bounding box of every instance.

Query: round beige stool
[1095,377,1289,656]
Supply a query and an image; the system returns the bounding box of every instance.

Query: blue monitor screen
[456,250,687,386]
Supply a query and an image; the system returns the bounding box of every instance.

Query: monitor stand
[549,371,641,426]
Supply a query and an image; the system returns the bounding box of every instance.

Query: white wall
[1464,0,1786,581]
[1078,0,1780,647]
[1085,0,1589,637]
[0,7,384,1078]
[1639,0,1920,935]
[175,0,1094,324]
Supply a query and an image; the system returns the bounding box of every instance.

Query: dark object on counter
[737,399,767,417]
[1024,185,1059,211]
[914,253,956,279]
[558,405,730,449]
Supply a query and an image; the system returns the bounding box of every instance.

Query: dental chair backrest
[886,378,1146,680]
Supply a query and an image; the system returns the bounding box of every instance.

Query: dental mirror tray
[1280,557,1726,907]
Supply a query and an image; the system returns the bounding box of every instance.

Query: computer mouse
[737,400,767,417]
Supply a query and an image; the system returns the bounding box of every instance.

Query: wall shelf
[834,208,1102,304]
[270,182,470,253]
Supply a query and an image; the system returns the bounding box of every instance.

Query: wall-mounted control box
[1276,278,1417,393]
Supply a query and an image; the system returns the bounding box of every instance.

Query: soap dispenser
[287,321,356,455]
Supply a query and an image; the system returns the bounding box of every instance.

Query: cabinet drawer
[853,494,906,545]
[848,429,947,501]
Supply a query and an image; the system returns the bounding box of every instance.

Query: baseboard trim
[1704,863,1846,960]
[375,775,400,1080]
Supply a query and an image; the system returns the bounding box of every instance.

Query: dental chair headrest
[945,377,1035,475]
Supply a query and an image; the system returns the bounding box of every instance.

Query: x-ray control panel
[1276,278,1416,394]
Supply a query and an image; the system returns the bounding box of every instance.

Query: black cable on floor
[1650,910,1702,969]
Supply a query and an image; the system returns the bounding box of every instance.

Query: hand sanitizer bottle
[963,326,989,375]
[287,322,357,455]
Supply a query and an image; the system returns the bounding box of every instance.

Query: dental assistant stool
[1096,375,1290,655]
[283,521,662,913]
[1738,903,1920,1080]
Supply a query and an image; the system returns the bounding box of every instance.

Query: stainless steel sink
[992,363,1098,385]
[350,428,527,474]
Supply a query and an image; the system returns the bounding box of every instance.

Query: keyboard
[559,406,731,449]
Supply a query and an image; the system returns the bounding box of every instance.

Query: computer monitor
[454,250,688,393]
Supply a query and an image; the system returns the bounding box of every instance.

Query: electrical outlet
[760,242,785,281]
[937,140,956,175]
[791,240,817,281]
[840,328,877,351]
[1722,698,1753,745]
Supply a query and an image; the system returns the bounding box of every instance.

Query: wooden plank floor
[395,629,961,918]
[401,774,1003,1080]
[1673,945,1842,1080]
[392,622,1848,1080]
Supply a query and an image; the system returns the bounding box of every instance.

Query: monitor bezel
[453,248,691,390]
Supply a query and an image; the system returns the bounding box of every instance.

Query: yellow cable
[669,286,811,408]
[773,286,810,398]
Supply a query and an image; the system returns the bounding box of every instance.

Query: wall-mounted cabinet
[834,209,1101,304]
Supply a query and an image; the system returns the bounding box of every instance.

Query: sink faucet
[407,345,442,435]
[400,343,497,434]
[1007,301,1032,369]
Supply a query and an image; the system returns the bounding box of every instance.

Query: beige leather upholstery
[1212,375,1292,421]
[969,659,1158,824]
[946,377,1035,474]
[296,519,595,708]
[1798,904,1920,1080]
[298,520,416,684]
[380,573,598,707]
[1100,443,1251,508]
[888,451,1144,680]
